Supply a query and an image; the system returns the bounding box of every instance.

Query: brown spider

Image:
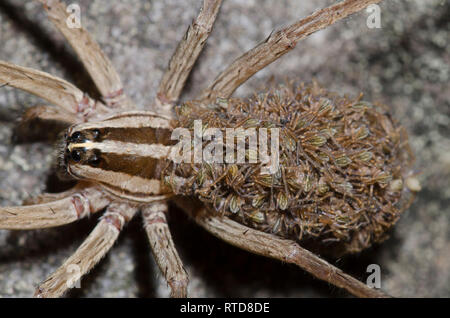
[0,0,421,298]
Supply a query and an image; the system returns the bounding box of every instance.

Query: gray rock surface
[0,0,448,297]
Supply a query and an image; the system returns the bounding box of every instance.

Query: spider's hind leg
[200,0,383,102]
[186,204,391,298]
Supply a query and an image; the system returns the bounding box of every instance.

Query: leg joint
[142,202,168,225]
[168,275,189,298]
[71,191,93,219]
[103,88,125,108]
[101,203,135,231]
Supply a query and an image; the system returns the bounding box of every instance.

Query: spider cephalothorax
[0,0,419,298]
[58,112,176,202]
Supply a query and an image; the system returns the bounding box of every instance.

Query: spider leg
[37,0,135,110]
[142,202,188,298]
[34,202,137,298]
[0,186,110,230]
[190,207,390,298]
[155,0,222,116]
[11,105,78,143]
[22,182,90,205]
[0,60,110,121]
[200,0,382,102]
[17,104,78,127]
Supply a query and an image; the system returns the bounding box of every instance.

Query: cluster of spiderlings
[164,82,415,255]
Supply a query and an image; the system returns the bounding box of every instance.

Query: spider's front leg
[0,185,110,230]
[2,0,139,129]
[0,61,108,124]
[16,104,78,129]
[38,0,134,110]
[35,202,138,298]
[142,202,188,298]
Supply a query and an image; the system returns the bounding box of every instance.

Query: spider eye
[88,154,101,166]
[71,131,82,141]
[92,129,100,139]
[70,149,82,162]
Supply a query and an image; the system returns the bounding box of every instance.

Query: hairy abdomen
[166,83,415,256]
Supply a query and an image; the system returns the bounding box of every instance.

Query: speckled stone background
[0,0,448,298]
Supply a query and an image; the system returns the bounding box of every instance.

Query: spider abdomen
[166,83,415,255]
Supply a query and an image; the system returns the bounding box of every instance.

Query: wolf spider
[0,0,413,298]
